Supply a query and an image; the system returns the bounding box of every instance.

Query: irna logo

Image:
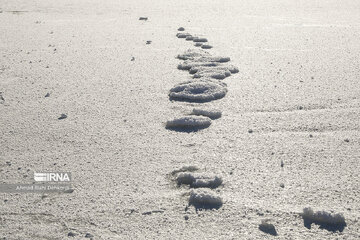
[34,172,71,182]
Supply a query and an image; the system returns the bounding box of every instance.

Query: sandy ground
[1,0,360,239]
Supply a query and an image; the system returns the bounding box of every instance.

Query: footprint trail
[163,28,239,211]
[166,28,239,131]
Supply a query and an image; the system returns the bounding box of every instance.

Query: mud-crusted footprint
[170,166,223,210]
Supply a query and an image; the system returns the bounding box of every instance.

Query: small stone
[280,183,285,188]
[58,114,67,120]
[298,106,303,110]
[0,92,4,103]
[259,219,277,236]
[280,160,284,168]
[248,129,253,133]
[184,215,189,220]
[68,232,76,237]
[131,57,135,61]
[45,93,50,97]
[344,139,350,142]
[309,134,313,138]
[139,17,148,21]
[146,40,152,44]
[85,233,94,238]
[64,188,74,193]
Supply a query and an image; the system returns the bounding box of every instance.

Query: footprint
[189,65,239,74]
[170,166,224,210]
[191,108,222,119]
[185,36,195,41]
[301,207,346,232]
[178,27,185,31]
[169,79,227,102]
[189,189,223,210]
[166,116,211,131]
[193,38,208,43]
[201,44,213,49]
[193,68,231,80]
[176,172,222,188]
[176,33,191,38]
[194,42,203,47]
[196,56,231,63]
[178,61,220,71]
[177,50,231,63]
[177,49,210,60]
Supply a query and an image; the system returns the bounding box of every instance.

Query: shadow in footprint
[165,125,210,133]
[191,202,223,212]
[169,96,223,103]
[303,216,346,232]
[165,116,211,132]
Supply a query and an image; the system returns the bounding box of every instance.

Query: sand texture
[1,0,360,239]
